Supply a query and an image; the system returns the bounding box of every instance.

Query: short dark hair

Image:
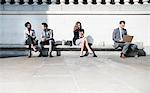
[42,23,48,28]
[119,21,125,24]
[25,22,31,27]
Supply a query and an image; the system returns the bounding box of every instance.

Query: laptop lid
[123,35,134,42]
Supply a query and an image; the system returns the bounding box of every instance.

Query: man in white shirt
[39,23,55,57]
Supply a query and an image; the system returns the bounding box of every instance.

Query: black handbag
[137,49,146,56]
[65,40,72,46]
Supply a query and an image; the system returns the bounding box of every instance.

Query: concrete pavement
[0,51,150,93]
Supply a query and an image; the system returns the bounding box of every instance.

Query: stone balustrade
[0,0,149,4]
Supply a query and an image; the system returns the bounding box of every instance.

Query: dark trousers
[39,40,54,56]
[25,37,38,57]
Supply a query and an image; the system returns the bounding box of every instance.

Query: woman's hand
[79,32,84,38]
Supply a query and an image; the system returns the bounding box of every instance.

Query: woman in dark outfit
[25,22,38,52]
[24,22,38,57]
[73,21,97,57]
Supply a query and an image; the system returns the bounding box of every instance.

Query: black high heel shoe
[93,54,97,57]
[80,55,84,57]
[83,52,89,56]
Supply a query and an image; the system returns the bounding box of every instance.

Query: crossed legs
[80,37,93,57]
[118,43,138,58]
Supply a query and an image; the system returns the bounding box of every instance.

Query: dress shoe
[49,54,54,57]
[120,53,126,58]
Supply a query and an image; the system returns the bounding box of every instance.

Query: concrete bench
[0,44,121,57]
[36,42,145,56]
[0,42,144,57]
[0,44,29,50]
[44,45,122,56]
[0,44,29,57]
[0,44,61,57]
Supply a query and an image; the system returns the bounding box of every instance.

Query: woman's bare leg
[80,37,93,56]
[83,38,93,53]
[80,39,85,56]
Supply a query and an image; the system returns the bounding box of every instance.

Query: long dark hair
[74,21,82,32]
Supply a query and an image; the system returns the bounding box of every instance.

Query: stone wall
[0,4,150,55]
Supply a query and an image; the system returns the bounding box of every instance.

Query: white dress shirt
[119,27,123,41]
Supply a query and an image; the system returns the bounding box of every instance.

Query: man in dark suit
[112,21,138,58]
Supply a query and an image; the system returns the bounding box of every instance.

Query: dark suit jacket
[112,28,127,49]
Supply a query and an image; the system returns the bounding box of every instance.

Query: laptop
[123,35,134,42]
